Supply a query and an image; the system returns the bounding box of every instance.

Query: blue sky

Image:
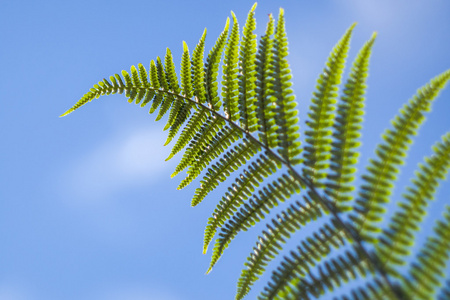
[1,0,449,299]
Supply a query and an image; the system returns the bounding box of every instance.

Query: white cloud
[341,0,431,30]
[60,127,175,207]
[0,284,31,300]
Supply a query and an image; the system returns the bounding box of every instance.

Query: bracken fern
[61,3,450,299]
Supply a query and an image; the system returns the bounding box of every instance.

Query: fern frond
[288,248,374,300]
[118,70,133,95]
[60,84,103,117]
[325,33,376,212]
[107,75,120,94]
[121,69,134,100]
[61,6,450,299]
[138,63,150,88]
[238,3,258,132]
[222,12,240,121]
[166,109,208,161]
[205,18,230,111]
[164,48,183,130]
[351,69,450,242]
[192,29,207,104]
[255,14,276,148]
[259,220,347,300]
[171,116,224,178]
[191,139,260,206]
[178,125,242,189]
[163,43,195,145]
[180,41,193,100]
[164,48,181,95]
[303,23,355,185]
[377,132,450,275]
[236,199,323,300]
[402,206,450,300]
[129,65,146,104]
[138,63,155,107]
[203,153,279,253]
[338,278,391,300]
[148,60,164,113]
[164,102,191,146]
[271,8,301,164]
[208,172,301,273]
[155,57,172,121]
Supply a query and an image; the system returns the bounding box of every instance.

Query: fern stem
[170,88,404,298]
[63,85,405,299]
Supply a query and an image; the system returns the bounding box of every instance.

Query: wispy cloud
[341,0,432,31]
[59,127,175,207]
[0,283,31,300]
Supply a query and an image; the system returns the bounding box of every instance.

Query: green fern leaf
[171,116,224,178]
[325,33,376,211]
[163,43,195,146]
[138,63,155,107]
[303,24,355,186]
[351,69,450,242]
[60,88,98,117]
[138,63,150,87]
[271,9,301,164]
[148,60,164,113]
[181,41,193,99]
[203,153,279,254]
[303,23,355,185]
[255,14,276,148]
[130,65,147,104]
[402,206,450,299]
[259,220,347,300]
[377,132,450,276]
[120,69,135,102]
[164,102,191,146]
[191,139,260,206]
[164,48,183,131]
[107,75,120,94]
[222,12,240,121]
[155,57,173,121]
[164,48,181,95]
[205,18,230,111]
[288,248,373,299]
[238,3,258,132]
[177,125,242,189]
[166,109,208,161]
[236,200,323,300]
[208,172,301,273]
[192,29,207,104]
[338,278,394,300]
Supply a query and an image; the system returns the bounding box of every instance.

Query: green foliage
[61,3,450,299]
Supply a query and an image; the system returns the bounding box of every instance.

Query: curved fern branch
[61,4,450,299]
[303,23,355,185]
[325,33,376,212]
[377,132,450,276]
[350,69,450,242]
[203,152,279,253]
[236,198,323,300]
[271,8,301,165]
[402,206,450,299]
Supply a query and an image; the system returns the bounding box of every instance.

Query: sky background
[1,0,450,299]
